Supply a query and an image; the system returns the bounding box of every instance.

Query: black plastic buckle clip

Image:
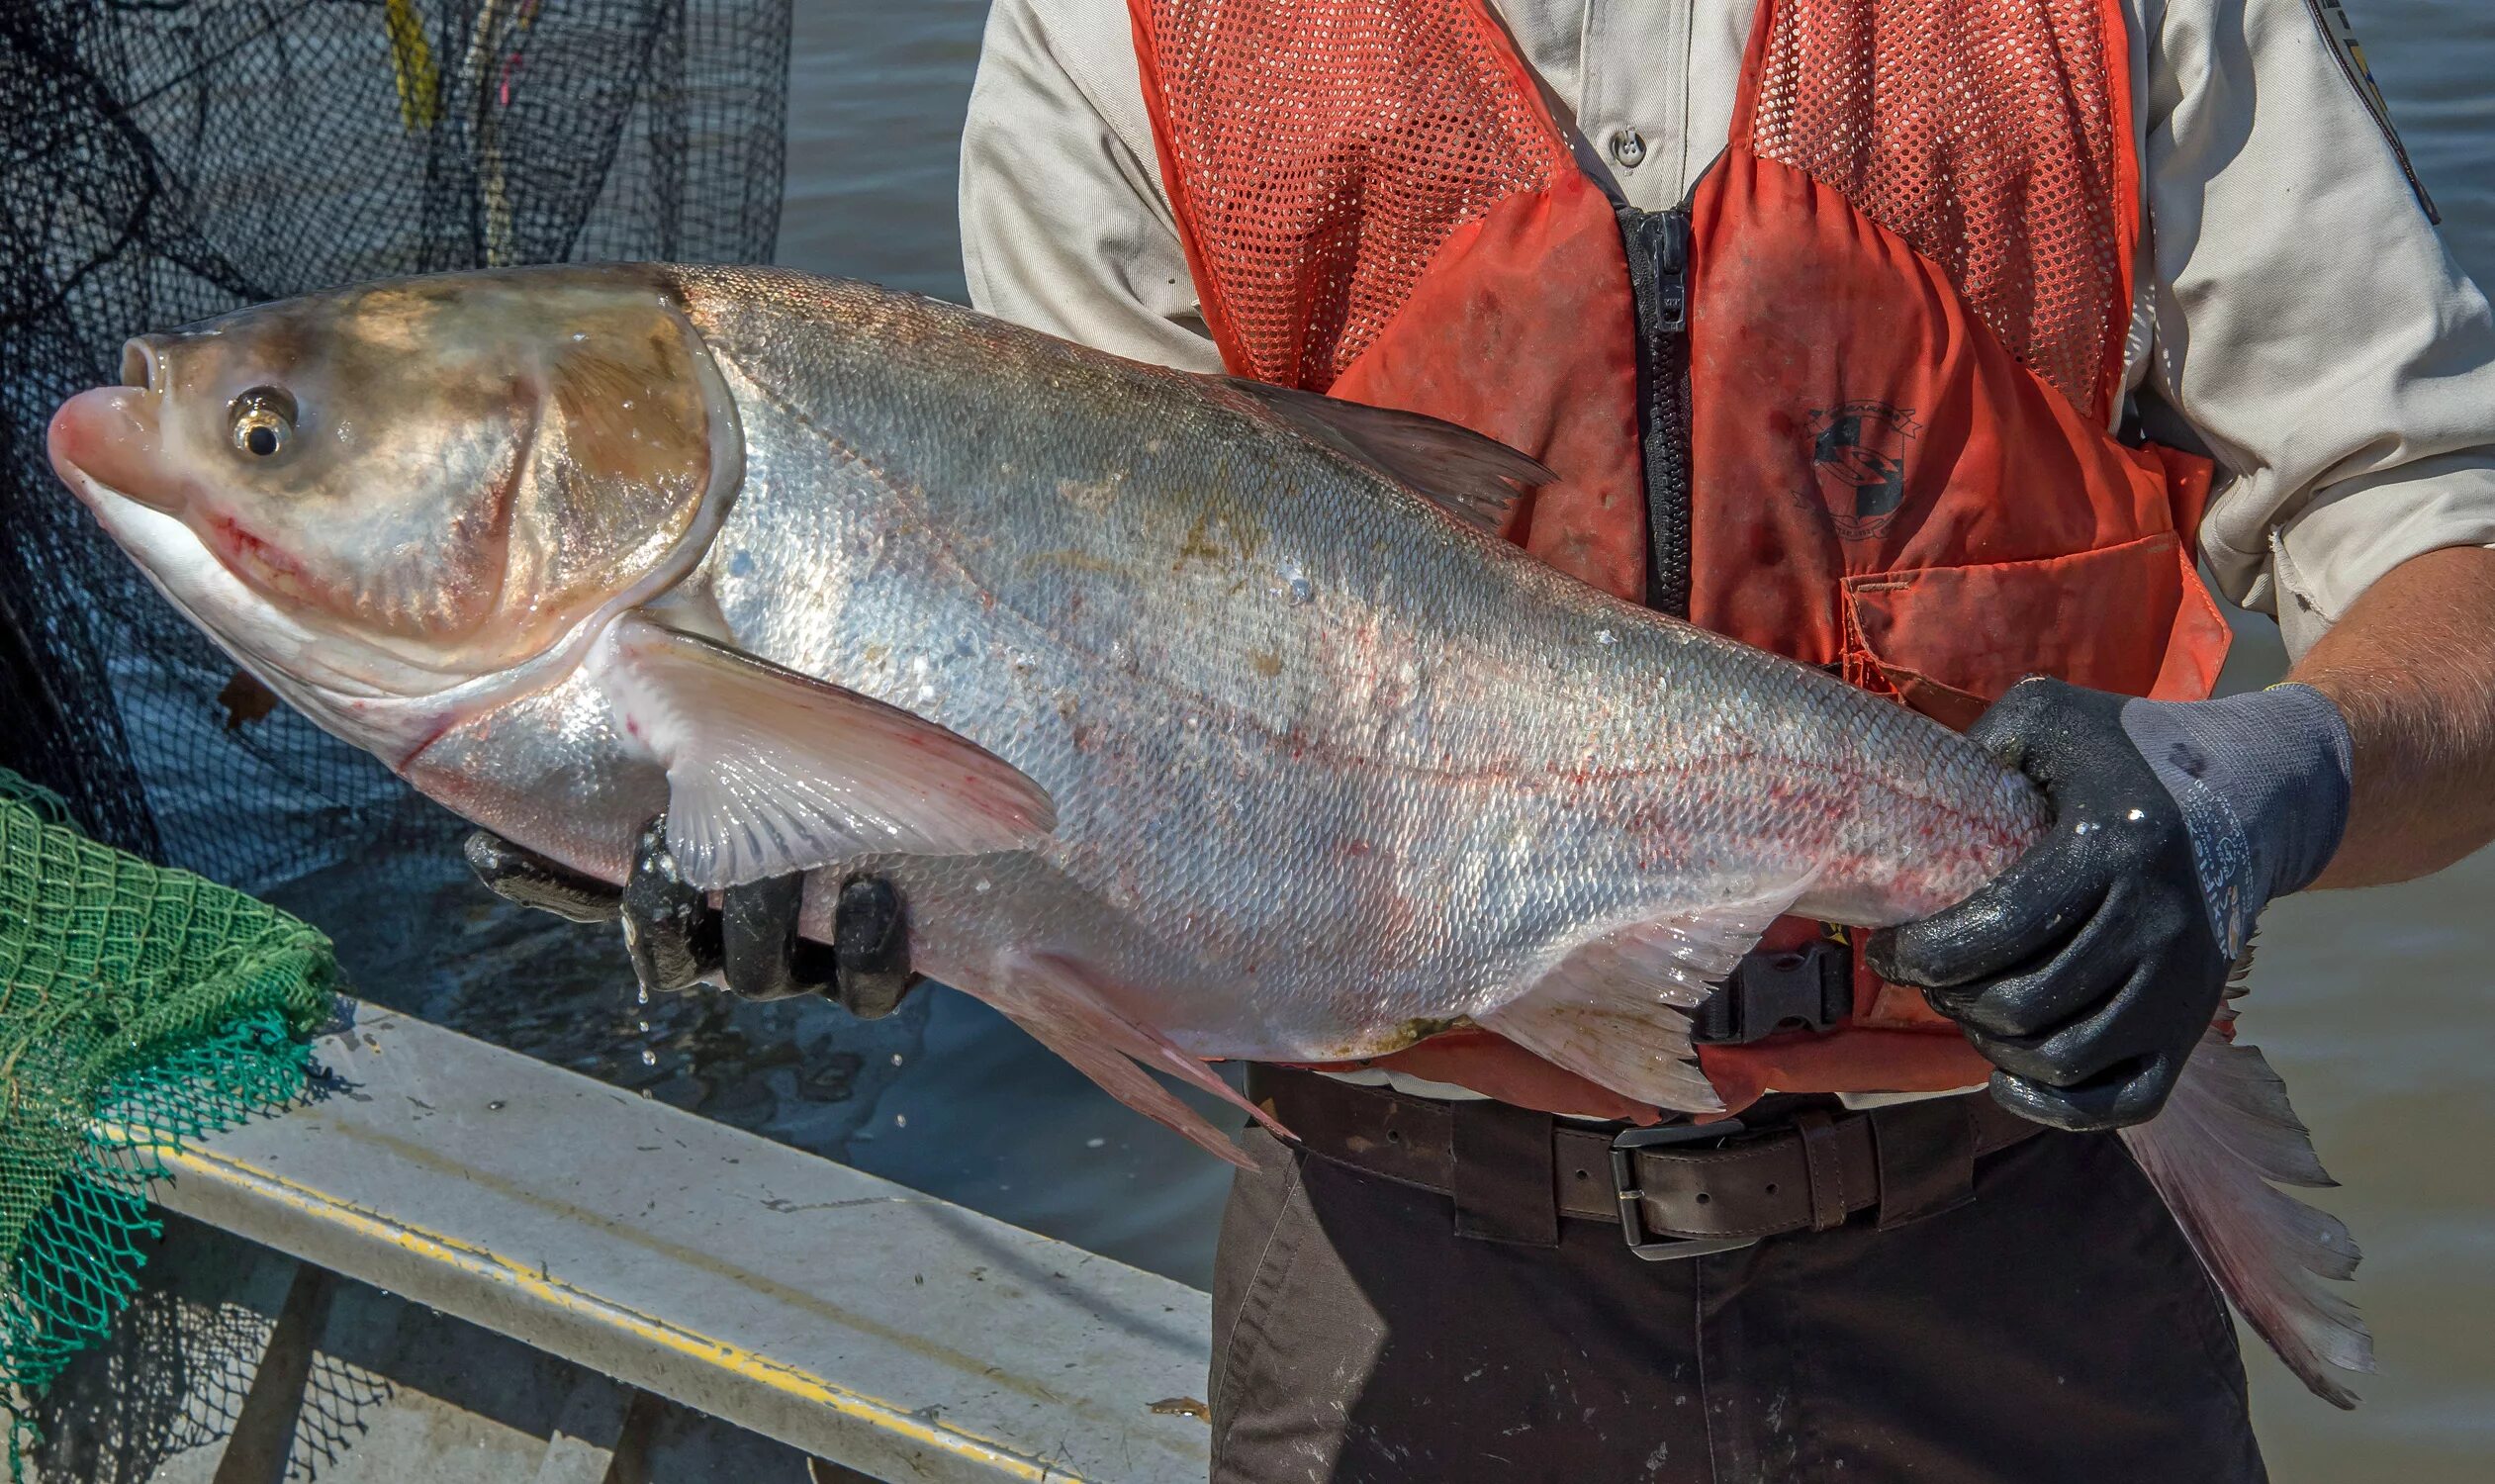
[1610,1119,1760,1261]
[1689,939,1851,1046]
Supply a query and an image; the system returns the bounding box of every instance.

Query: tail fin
[2117,1027,2374,1408]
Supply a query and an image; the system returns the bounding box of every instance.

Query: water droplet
[635,1019,651,1034]
[639,1048,658,1067]
[1596,629,1618,646]
[973,879,992,894]
[890,1053,905,1067]
[1085,1137,1106,1149]
[894,1113,908,1130]
[1287,575,1314,605]
[2126,807,2146,822]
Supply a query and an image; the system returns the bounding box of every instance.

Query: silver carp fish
[46,264,2366,1403]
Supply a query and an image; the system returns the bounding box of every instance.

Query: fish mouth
[46,441,497,771]
[45,399,695,774]
[47,386,183,514]
[48,381,477,671]
[43,422,422,705]
[50,385,361,627]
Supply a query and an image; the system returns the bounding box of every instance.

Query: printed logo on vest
[1800,402,1919,541]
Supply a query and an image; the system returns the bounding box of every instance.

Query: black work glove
[1867,677,2352,1133]
[463,816,917,1019]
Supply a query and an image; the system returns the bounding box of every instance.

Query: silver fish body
[48,264,2368,1406]
[409,266,2042,1067]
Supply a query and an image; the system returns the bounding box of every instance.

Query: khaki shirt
[961,0,2495,657]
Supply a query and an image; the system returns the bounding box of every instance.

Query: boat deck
[34,1005,1216,1483]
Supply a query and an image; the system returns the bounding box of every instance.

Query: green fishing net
[0,767,334,1467]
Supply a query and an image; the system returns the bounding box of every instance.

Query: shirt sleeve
[2140,0,2495,658]
[958,0,1226,373]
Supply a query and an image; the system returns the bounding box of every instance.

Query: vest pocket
[1838,532,2233,731]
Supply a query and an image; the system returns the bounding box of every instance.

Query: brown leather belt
[1248,1066,2047,1256]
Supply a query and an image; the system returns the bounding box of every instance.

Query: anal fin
[1478,883,1809,1115]
[987,951,1289,1170]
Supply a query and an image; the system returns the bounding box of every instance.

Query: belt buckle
[1609,1120,1761,1261]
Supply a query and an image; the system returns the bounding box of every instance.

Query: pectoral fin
[596,612,1056,890]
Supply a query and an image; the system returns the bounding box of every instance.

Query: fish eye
[229,387,296,458]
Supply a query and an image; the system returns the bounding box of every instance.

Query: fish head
[46,266,739,763]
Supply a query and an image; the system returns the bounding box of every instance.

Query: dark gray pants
[1209,1120,2265,1483]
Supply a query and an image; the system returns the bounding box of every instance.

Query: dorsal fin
[1225,378,1553,535]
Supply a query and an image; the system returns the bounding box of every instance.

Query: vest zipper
[1618,207,1694,618]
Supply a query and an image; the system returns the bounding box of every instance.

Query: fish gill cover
[0,0,790,1466]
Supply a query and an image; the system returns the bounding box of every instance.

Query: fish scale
[46,262,2369,1407]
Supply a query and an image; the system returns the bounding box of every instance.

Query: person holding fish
[933,2,2495,1479]
[40,0,2495,1481]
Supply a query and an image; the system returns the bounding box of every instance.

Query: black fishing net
[0,0,917,1165]
[0,10,798,1455]
[0,0,791,890]
[0,0,926,1187]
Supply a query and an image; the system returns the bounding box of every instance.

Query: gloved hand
[463,816,918,1019]
[1867,677,2353,1133]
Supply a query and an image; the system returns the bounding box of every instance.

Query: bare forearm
[2291,544,2495,888]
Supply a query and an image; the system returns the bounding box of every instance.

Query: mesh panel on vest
[1747,0,2129,420]
[1138,0,1577,392]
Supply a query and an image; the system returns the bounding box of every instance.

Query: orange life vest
[1126,0,2232,1117]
